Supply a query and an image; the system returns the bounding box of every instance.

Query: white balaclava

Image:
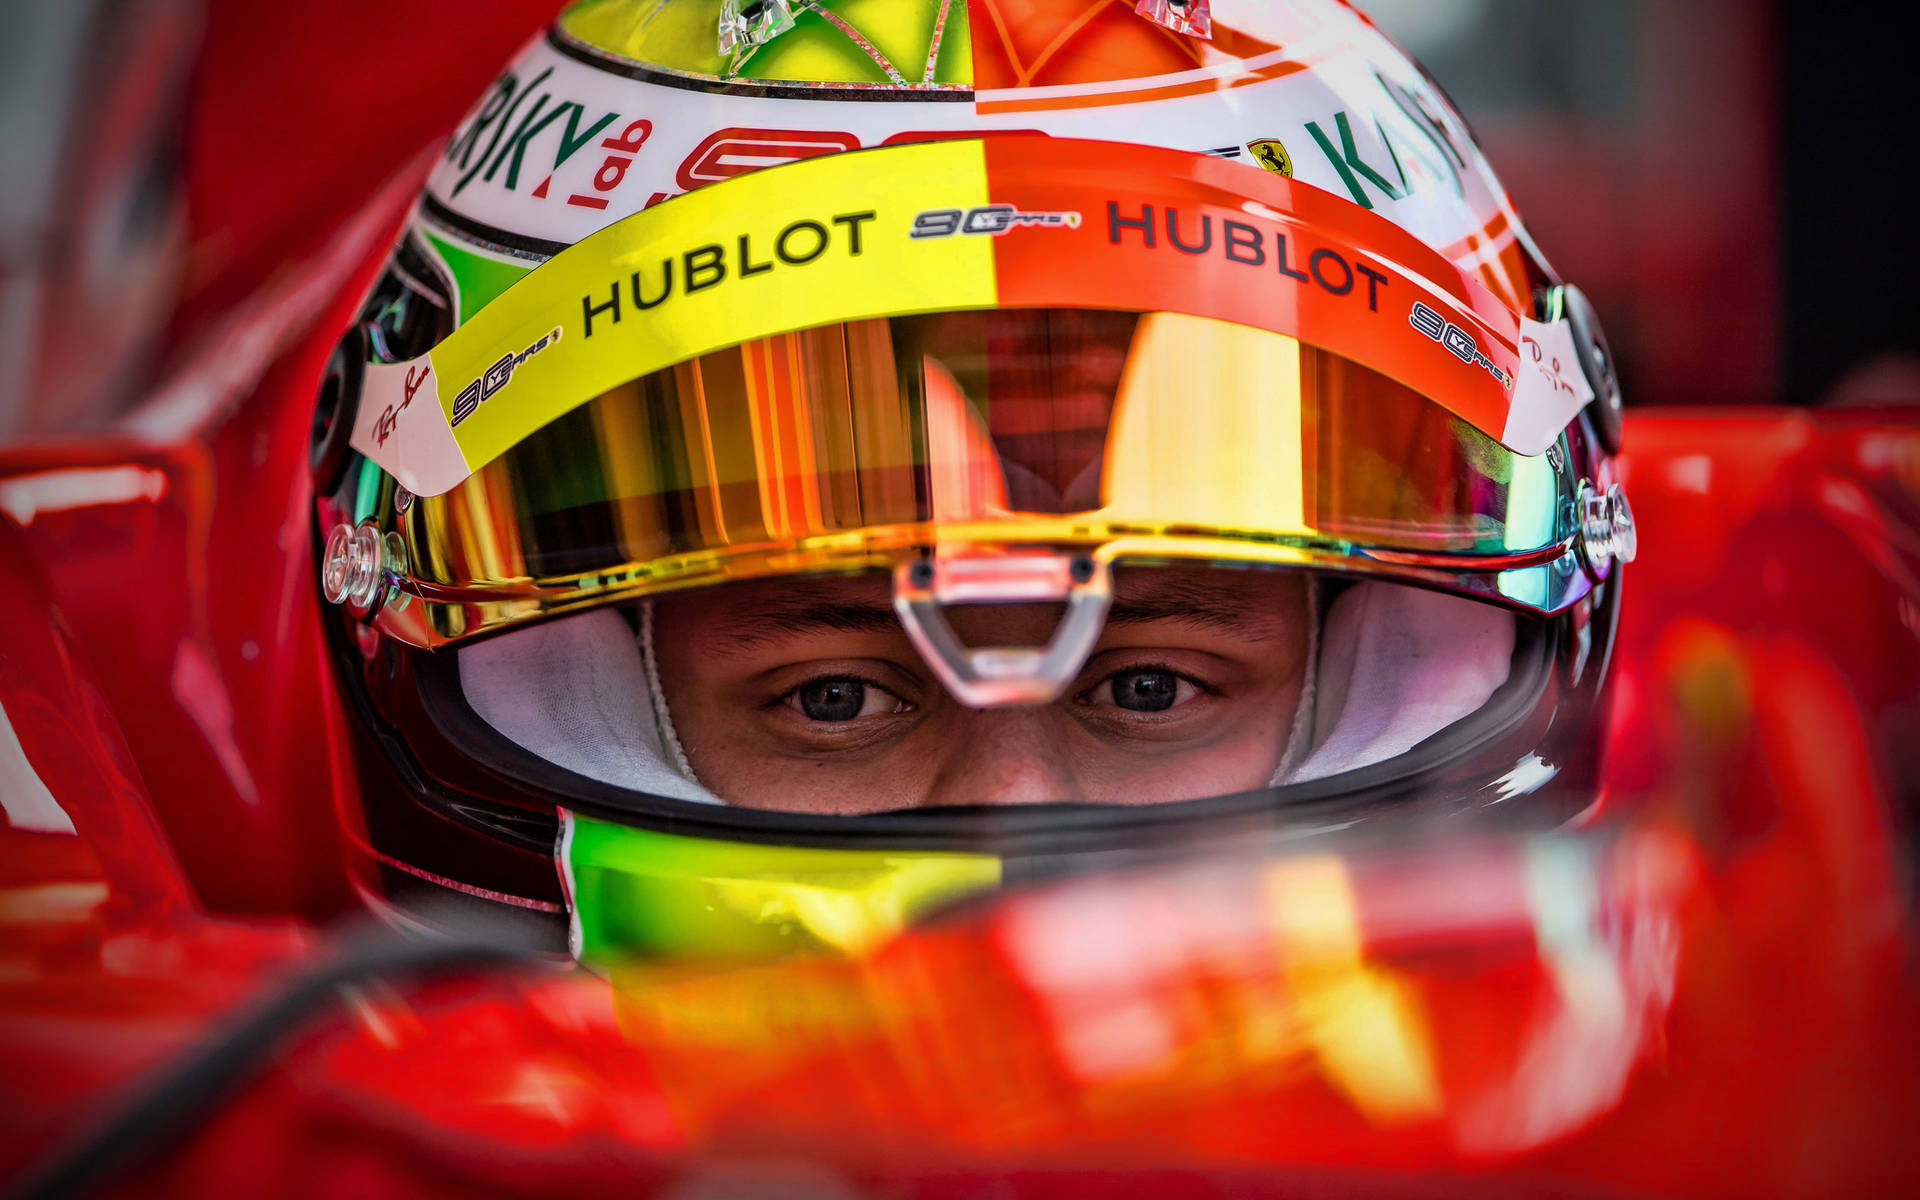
[460,601,720,805]
[459,580,1514,803]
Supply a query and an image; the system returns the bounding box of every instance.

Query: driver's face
[652,567,1311,814]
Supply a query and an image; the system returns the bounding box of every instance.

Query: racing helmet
[311,0,1635,961]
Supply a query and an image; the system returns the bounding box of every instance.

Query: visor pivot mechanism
[1576,483,1638,576]
[1135,0,1213,40]
[894,552,1113,709]
[321,521,410,613]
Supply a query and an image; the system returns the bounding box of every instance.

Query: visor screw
[908,560,936,589]
[1577,482,1638,575]
[1069,555,1096,584]
[1578,486,1613,572]
[321,521,387,608]
[382,531,414,611]
[1605,483,1637,564]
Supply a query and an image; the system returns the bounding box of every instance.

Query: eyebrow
[718,601,903,649]
[709,578,1280,648]
[1109,585,1281,640]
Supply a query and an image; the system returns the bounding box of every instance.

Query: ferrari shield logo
[1247,138,1294,177]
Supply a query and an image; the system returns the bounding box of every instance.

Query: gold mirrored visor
[352,138,1598,499]
[386,307,1579,646]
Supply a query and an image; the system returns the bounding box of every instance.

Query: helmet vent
[718,0,799,71]
[1135,0,1214,40]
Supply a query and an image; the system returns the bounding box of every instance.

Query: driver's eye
[1108,669,1180,712]
[790,678,902,722]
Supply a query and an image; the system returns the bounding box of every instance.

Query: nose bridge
[924,707,1082,808]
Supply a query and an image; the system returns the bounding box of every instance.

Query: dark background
[1,0,1914,434]
[1372,0,1919,411]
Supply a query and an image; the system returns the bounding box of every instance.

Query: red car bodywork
[1,5,1917,1195]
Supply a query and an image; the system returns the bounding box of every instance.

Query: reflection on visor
[574,820,1687,1157]
[564,811,1001,962]
[396,309,1569,643]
